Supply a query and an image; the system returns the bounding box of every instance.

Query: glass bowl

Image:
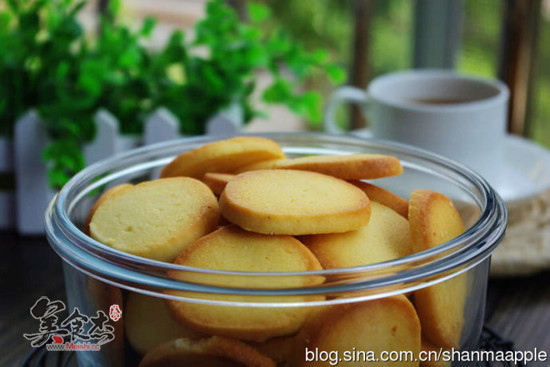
[45,133,507,367]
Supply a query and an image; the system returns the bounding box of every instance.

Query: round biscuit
[219,170,371,235]
[302,201,412,268]
[160,137,285,179]
[166,225,324,342]
[90,177,220,262]
[84,184,133,235]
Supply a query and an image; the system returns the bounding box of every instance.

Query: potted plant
[0,0,345,233]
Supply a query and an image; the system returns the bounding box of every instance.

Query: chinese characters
[24,296,118,348]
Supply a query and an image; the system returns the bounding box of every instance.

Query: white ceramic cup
[324,70,509,183]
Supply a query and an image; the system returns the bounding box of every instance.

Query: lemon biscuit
[90,177,220,262]
[409,189,467,349]
[302,201,412,268]
[160,137,285,179]
[261,154,403,180]
[139,336,276,367]
[125,293,205,355]
[291,295,421,367]
[219,170,371,235]
[166,225,324,342]
[84,184,133,235]
[350,180,409,218]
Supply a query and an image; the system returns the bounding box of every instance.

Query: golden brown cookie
[202,173,234,195]
[139,336,276,367]
[125,293,205,355]
[290,295,421,367]
[166,225,324,342]
[409,189,467,349]
[90,177,220,262]
[84,184,133,235]
[219,170,371,235]
[302,201,412,268]
[350,180,409,218]
[160,137,285,179]
[257,154,403,180]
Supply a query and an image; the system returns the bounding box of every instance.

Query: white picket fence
[0,106,241,234]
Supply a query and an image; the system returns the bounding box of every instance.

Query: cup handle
[324,86,369,134]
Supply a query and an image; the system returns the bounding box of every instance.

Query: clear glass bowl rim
[45,132,507,298]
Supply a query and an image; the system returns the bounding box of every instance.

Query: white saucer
[493,134,550,204]
[350,129,550,204]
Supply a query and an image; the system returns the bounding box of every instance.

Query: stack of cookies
[88,136,469,367]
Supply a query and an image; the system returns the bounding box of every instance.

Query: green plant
[0,0,345,188]
[157,0,346,133]
[0,0,164,186]
[40,1,163,187]
[0,0,85,139]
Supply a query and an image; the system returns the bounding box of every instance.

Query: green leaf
[118,49,140,68]
[46,168,71,189]
[78,63,103,97]
[327,65,347,84]
[267,31,292,56]
[294,91,322,123]
[311,49,329,64]
[42,139,86,188]
[262,78,293,103]
[243,44,268,68]
[140,17,156,37]
[0,11,12,28]
[247,2,271,23]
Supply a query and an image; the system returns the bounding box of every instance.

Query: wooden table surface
[1,231,549,367]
